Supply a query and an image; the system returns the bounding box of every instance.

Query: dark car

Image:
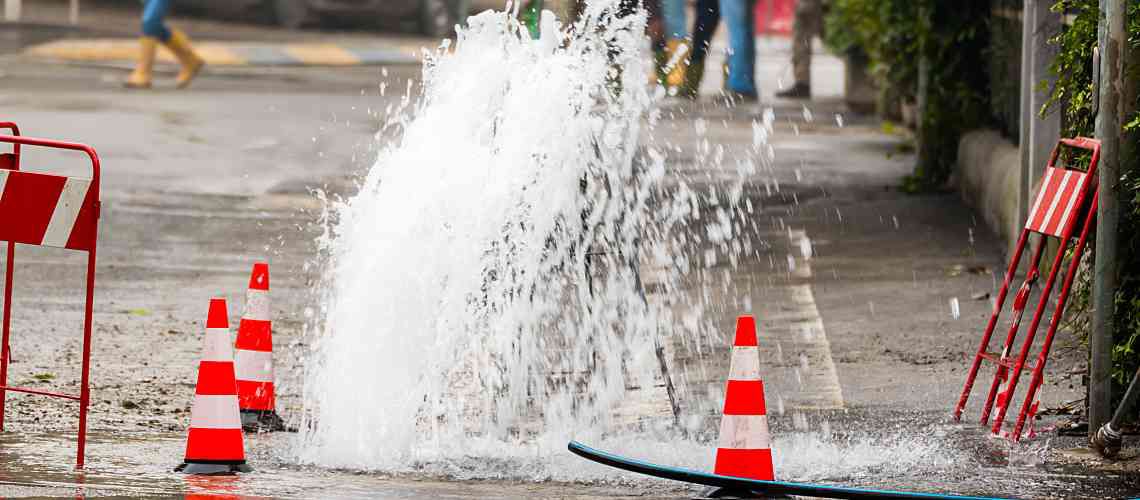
[190,0,469,37]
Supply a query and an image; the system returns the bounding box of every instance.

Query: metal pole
[69,0,79,25]
[1018,1,1034,231]
[1088,0,1124,436]
[4,0,20,22]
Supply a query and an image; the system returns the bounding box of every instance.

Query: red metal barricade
[954,137,1100,441]
[0,123,101,467]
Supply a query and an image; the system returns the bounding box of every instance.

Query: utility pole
[1089,0,1125,436]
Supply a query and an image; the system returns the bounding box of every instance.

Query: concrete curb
[24,39,422,67]
[957,129,1021,255]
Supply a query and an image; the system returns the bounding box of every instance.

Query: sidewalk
[6,0,431,66]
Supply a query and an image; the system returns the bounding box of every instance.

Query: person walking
[775,0,821,98]
[717,0,757,101]
[659,0,690,92]
[124,0,205,89]
[678,0,719,98]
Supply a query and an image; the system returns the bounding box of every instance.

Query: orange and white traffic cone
[713,315,774,481]
[234,262,285,432]
[176,298,252,474]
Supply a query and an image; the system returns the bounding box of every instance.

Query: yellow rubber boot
[164,29,204,89]
[664,38,690,92]
[124,37,158,89]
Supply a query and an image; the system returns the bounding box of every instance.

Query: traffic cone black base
[240,409,288,432]
[175,461,252,475]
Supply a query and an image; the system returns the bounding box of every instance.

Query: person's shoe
[775,82,811,99]
[164,29,205,89]
[124,37,158,89]
[677,60,704,99]
[664,38,690,92]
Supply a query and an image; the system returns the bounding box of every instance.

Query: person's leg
[125,0,169,88]
[661,0,690,89]
[689,0,720,67]
[140,0,171,42]
[718,0,756,97]
[779,0,819,97]
[662,0,687,39]
[140,0,203,89]
[164,28,205,89]
[679,0,719,98]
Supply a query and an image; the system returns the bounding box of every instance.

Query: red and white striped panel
[1025,167,1090,238]
[0,169,97,251]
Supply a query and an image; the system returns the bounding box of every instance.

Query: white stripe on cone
[203,328,234,362]
[189,395,243,429]
[728,346,760,380]
[243,289,270,321]
[718,414,772,449]
[41,177,91,248]
[235,350,274,383]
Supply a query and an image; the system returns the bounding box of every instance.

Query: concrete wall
[957,129,1022,255]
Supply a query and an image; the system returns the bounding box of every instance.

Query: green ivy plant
[1046,0,1140,395]
[824,0,990,191]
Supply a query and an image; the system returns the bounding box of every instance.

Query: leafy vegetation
[1045,0,1140,392]
[823,0,991,191]
[829,0,1140,404]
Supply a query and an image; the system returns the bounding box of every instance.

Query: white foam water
[298,2,683,475]
[295,0,970,483]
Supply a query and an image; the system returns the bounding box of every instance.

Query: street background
[0,0,1135,497]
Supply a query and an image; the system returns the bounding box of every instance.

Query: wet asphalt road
[2,5,1140,498]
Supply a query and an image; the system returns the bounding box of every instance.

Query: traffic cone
[713,315,774,481]
[176,298,252,474]
[234,262,285,432]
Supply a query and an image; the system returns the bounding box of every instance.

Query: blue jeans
[141,0,171,42]
[661,0,688,39]
[718,0,756,95]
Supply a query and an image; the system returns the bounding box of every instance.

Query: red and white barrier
[0,126,101,468]
[714,315,774,481]
[0,170,98,250]
[177,298,251,474]
[1025,167,1088,237]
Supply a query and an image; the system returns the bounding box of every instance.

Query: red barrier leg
[1012,194,1098,441]
[979,238,1045,425]
[0,241,13,431]
[76,248,96,468]
[955,229,1031,422]
[990,226,1075,435]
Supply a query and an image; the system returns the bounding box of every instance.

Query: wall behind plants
[823,0,991,191]
[987,0,1025,141]
[1047,0,1140,398]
